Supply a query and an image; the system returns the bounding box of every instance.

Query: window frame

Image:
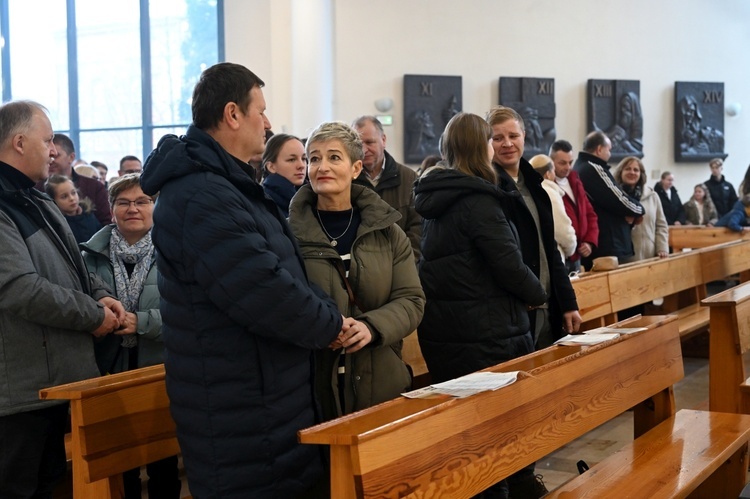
[0,0,225,160]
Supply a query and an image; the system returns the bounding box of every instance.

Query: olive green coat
[288,184,425,420]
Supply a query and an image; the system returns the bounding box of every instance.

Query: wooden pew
[298,315,750,498]
[546,409,750,498]
[700,239,750,284]
[571,240,750,339]
[573,250,709,338]
[669,225,750,252]
[702,281,750,414]
[570,271,615,327]
[39,365,180,499]
[402,332,430,388]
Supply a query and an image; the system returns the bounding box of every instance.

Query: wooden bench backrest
[702,281,750,414]
[606,251,703,312]
[402,332,427,378]
[39,364,178,496]
[699,239,750,283]
[299,316,682,498]
[571,272,612,323]
[669,226,750,252]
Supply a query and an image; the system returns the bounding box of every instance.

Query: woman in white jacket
[614,157,669,262]
[530,155,577,262]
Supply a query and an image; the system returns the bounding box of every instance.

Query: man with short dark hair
[0,100,124,498]
[91,160,109,185]
[550,139,599,273]
[118,155,143,176]
[41,133,112,224]
[140,62,343,498]
[573,131,644,268]
[352,115,421,260]
[486,105,581,498]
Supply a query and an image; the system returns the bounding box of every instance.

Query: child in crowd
[714,194,750,232]
[45,174,102,242]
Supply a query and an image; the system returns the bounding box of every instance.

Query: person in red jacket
[550,140,599,274]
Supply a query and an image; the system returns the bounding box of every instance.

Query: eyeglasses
[114,198,153,209]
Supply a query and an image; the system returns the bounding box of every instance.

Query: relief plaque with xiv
[674,81,726,162]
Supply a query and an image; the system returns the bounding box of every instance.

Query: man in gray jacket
[0,100,124,498]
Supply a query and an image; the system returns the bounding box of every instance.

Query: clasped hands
[329,317,372,354]
[91,297,135,337]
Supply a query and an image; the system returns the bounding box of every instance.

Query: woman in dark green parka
[289,122,425,420]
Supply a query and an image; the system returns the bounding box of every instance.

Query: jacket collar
[0,160,36,190]
[289,183,400,248]
[578,151,609,169]
[354,150,400,190]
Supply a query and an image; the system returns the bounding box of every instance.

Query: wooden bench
[670,225,750,252]
[573,250,709,339]
[402,332,430,388]
[702,281,750,414]
[39,364,181,499]
[299,315,750,498]
[572,239,750,340]
[546,408,750,498]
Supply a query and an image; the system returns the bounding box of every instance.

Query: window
[0,0,223,181]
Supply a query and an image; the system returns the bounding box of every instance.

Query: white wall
[227,0,750,197]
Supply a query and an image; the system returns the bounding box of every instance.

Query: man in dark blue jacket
[140,63,343,499]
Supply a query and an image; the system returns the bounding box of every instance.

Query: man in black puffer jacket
[140,63,343,499]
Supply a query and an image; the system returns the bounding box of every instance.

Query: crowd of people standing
[3,61,750,499]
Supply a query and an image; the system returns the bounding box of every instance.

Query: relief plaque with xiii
[587,79,643,163]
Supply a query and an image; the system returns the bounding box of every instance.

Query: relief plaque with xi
[674,81,726,162]
[403,75,462,164]
[499,77,556,160]
[587,79,643,163]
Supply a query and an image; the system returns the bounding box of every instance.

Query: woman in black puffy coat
[414,113,547,385]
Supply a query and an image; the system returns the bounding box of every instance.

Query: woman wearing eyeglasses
[80,173,180,499]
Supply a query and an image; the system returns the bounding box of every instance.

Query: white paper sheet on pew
[554,326,647,346]
[402,371,520,399]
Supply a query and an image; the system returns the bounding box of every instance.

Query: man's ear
[224,102,241,129]
[12,133,24,155]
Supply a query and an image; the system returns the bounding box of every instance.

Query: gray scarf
[110,227,155,348]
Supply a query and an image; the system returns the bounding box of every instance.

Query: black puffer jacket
[140,126,342,499]
[414,167,546,383]
[653,182,686,225]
